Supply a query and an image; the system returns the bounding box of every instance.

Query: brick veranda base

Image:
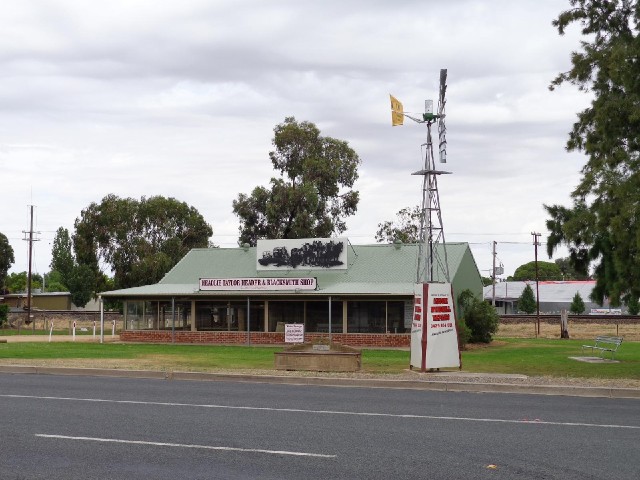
[120,330,410,348]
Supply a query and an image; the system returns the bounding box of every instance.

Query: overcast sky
[1,0,590,280]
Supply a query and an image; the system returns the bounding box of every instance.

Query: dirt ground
[497,321,640,341]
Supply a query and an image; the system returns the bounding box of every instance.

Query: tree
[375,206,421,243]
[569,291,586,314]
[5,272,42,293]
[627,295,640,315]
[0,232,15,288]
[43,270,68,293]
[233,117,361,246]
[554,257,591,280]
[50,227,75,286]
[457,289,499,343]
[511,261,563,281]
[545,0,640,307]
[67,264,95,308]
[74,194,213,290]
[517,284,537,314]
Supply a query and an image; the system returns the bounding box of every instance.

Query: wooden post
[560,309,569,339]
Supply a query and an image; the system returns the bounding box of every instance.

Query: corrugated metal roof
[102,243,475,297]
[484,281,596,302]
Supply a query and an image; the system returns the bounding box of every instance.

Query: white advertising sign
[590,308,622,315]
[410,283,425,369]
[285,323,305,343]
[256,237,347,270]
[199,277,317,291]
[410,282,461,370]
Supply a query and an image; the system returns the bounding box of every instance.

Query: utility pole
[531,232,541,336]
[22,205,41,333]
[492,241,497,307]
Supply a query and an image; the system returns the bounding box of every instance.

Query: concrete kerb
[1,365,639,399]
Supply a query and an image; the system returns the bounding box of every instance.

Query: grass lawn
[0,338,638,379]
[462,338,640,379]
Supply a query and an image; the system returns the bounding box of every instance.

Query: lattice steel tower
[391,69,451,283]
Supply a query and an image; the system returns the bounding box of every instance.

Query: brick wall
[120,330,411,348]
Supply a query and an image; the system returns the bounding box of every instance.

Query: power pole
[531,232,541,336]
[492,241,497,307]
[22,205,41,333]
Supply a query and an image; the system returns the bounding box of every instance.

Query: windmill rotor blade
[439,69,447,109]
[438,69,447,163]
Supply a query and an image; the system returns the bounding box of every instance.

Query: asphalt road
[0,373,639,480]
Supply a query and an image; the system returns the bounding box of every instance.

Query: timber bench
[581,336,623,360]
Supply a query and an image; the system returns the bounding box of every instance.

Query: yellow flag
[390,94,404,126]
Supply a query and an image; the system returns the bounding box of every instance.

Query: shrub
[456,317,471,349]
[457,289,499,344]
[466,300,500,343]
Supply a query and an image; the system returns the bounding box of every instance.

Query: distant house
[0,291,99,311]
[483,280,617,314]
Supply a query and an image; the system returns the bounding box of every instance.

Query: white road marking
[35,434,335,458]
[3,394,639,430]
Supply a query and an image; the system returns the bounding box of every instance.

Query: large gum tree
[233,117,361,246]
[545,0,640,306]
[74,194,213,290]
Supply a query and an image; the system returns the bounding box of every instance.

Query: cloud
[0,0,588,278]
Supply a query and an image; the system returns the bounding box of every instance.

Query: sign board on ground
[285,323,305,343]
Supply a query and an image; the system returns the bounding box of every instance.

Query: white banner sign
[410,284,425,369]
[590,308,622,315]
[285,323,305,343]
[199,277,317,291]
[410,282,461,371]
[256,237,347,270]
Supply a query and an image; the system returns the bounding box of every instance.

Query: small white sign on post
[284,323,305,343]
[72,321,76,342]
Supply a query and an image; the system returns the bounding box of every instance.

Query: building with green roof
[103,239,482,347]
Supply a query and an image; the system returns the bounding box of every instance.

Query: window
[268,301,303,332]
[306,301,343,333]
[347,301,385,333]
[346,301,407,333]
[125,301,191,331]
